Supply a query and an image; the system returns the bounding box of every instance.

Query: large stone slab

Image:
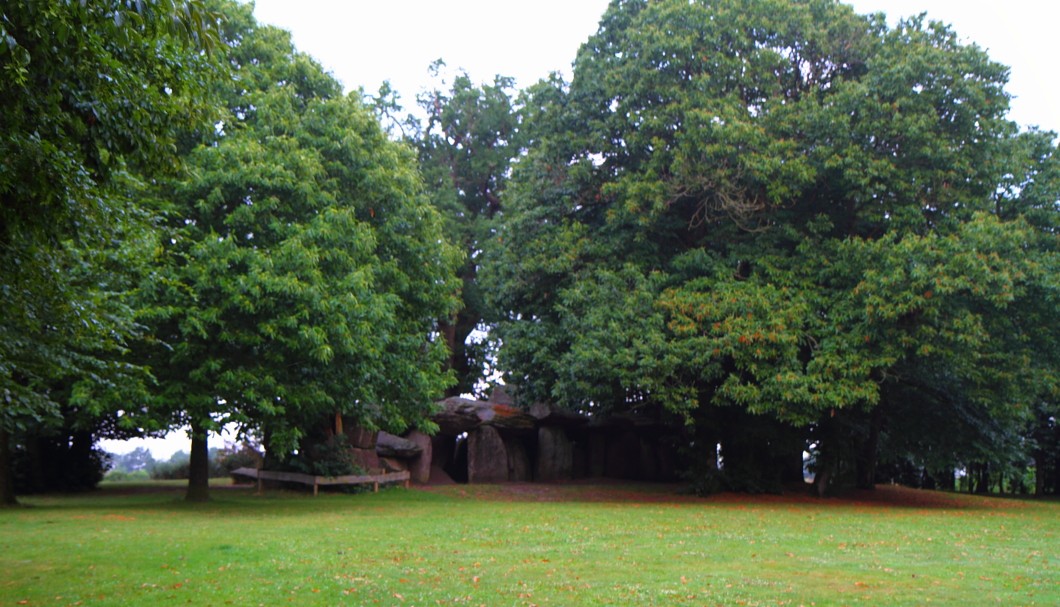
[406,430,433,484]
[379,456,408,473]
[344,424,378,449]
[488,384,515,406]
[433,397,537,435]
[468,425,508,483]
[588,431,607,477]
[376,431,422,458]
[505,436,532,482]
[536,426,573,482]
[605,430,642,479]
[350,447,380,474]
[529,402,589,427]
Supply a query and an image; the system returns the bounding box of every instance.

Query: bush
[292,434,364,477]
[149,451,190,480]
[213,443,263,475]
[103,469,151,482]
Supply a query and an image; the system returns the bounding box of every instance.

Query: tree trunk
[440,309,478,398]
[812,414,839,497]
[975,463,990,494]
[0,425,18,506]
[70,429,97,491]
[185,420,210,502]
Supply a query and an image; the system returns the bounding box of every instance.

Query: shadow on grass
[418,481,1035,511]
[16,479,1040,515]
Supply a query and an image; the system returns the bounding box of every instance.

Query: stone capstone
[434,397,536,435]
[376,431,423,458]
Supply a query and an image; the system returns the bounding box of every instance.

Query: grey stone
[376,431,422,458]
[406,430,433,484]
[350,447,380,473]
[605,430,641,479]
[379,456,408,473]
[488,384,515,406]
[536,426,573,482]
[505,437,532,481]
[467,425,508,483]
[344,424,378,449]
[433,397,537,435]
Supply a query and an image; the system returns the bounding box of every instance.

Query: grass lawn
[1,482,1056,606]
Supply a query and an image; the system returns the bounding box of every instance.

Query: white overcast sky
[251,0,1059,135]
[103,0,1058,460]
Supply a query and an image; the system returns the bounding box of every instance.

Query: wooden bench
[231,467,410,496]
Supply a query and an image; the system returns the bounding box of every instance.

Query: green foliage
[0,0,221,243]
[147,451,192,480]
[107,447,157,473]
[484,0,1060,490]
[105,443,262,481]
[102,468,151,482]
[288,434,364,480]
[404,63,524,395]
[12,435,110,493]
[0,0,223,504]
[212,442,263,474]
[142,2,460,479]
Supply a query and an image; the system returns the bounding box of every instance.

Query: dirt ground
[417,480,1030,510]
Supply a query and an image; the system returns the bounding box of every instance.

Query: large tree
[484,0,1058,493]
[0,0,221,505]
[402,64,523,396]
[141,1,460,501]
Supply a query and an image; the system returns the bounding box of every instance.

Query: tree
[109,447,157,473]
[484,0,1058,493]
[141,1,460,501]
[405,63,522,396]
[0,0,221,505]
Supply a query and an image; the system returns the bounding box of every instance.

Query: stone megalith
[537,426,574,481]
[376,431,423,458]
[380,456,408,473]
[488,384,515,406]
[606,430,642,479]
[434,397,536,435]
[406,430,433,484]
[505,436,532,482]
[468,425,508,483]
[344,424,378,450]
[638,437,659,480]
[350,447,380,473]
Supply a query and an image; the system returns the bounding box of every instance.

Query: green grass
[1,483,1057,606]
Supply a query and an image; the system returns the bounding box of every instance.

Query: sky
[251,0,1059,135]
[102,0,1058,459]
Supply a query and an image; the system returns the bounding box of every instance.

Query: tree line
[2,0,1057,505]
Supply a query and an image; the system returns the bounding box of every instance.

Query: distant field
[1,482,1056,606]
